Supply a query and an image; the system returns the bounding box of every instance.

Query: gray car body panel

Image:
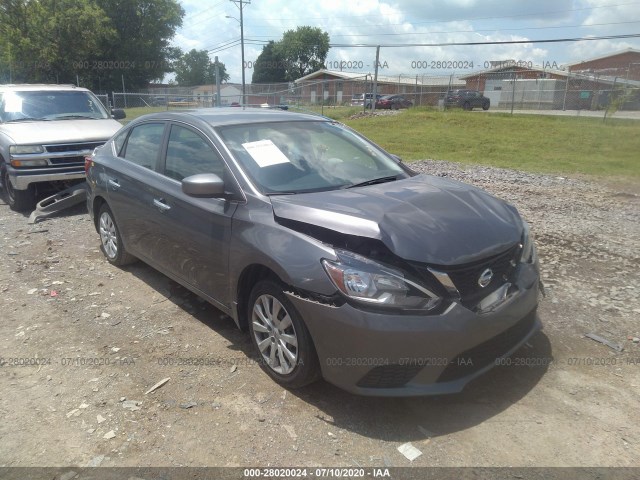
[86,108,541,396]
[270,174,522,265]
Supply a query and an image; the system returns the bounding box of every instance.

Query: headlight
[322,250,441,310]
[520,221,537,263]
[10,145,45,155]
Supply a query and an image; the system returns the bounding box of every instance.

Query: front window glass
[217,121,407,194]
[165,125,225,181]
[0,90,110,122]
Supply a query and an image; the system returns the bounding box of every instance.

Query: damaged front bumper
[286,262,541,396]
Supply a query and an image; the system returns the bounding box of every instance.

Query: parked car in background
[375,95,413,110]
[350,93,382,108]
[86,108,540,396]
[444,89,491,110]
[0,84,125,211]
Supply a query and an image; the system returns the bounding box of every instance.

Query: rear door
[105,121,168,261]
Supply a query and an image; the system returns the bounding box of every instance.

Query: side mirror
[182,173,226,198]
[111,109,126,120]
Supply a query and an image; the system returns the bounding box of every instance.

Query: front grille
[356,364,423,389]
[446,245,519,296]
[436,309,537,383]
[45,142,104,153]
[49,156,85,165]
[415,244,521,309]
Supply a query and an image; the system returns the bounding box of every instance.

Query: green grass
[121,105,640,178]
[333,107,639,178]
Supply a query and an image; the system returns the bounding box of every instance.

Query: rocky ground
[1,160,639,470]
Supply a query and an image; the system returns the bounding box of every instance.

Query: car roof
[0,84,91,93]
[131,107,329,127]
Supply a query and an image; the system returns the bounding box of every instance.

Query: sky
[172,0,640,83]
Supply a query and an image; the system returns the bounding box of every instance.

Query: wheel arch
[235,263,282,330]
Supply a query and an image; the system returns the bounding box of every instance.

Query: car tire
[97,204,137,266]
[463,101,472,111]
[482,102,490,111]
[392,103,399,110]
[248,279,320,388]
[1,164,36,212]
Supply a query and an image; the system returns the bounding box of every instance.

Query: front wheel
[482,102,490,110]
[463,101,472,111]
[98,204,137,266]
[248,280,320,388]
[1,165,36,212]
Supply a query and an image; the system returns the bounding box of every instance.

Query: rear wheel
[248,279,320,388]
[1,164,36,212]
[482,102,490,110]
[98,204,136,266]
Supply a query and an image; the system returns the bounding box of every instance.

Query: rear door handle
[153,198,171,212]
[108,179,120,189]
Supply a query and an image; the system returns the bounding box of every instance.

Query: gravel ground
[1,161,639,469]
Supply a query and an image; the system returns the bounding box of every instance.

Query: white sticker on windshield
[4,93,23,113]
[242,139,290,168]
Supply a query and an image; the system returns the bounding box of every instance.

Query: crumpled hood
[270,174,523,265]
[0,119,122,145]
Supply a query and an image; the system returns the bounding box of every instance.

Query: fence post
[510,72,516,115]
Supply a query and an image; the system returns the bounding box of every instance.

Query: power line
[329,33,640,48]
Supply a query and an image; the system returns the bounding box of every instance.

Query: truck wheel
[1,165,36,212]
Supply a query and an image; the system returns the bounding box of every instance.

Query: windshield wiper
[4,117,47,123]
[53,114,98,120]
[345,175,399,189]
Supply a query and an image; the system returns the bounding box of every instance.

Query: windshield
[0,90,110,122]
[217,120,408,194]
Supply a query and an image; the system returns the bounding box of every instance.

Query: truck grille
[44,142,104,153]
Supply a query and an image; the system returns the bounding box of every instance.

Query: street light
[226,10,246,106]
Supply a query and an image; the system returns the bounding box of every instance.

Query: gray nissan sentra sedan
[86,108,541,396]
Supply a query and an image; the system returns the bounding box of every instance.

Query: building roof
[566,48,640,67]
[459,64,569,79]
[294,69,465,86]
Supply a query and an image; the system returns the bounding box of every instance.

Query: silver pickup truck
[0,84,125,211]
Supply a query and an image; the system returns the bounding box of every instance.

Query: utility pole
[372,46,380,112]
[215,56,221,107]
[229,0,250,105]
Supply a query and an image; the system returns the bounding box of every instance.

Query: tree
[0,0,185,91]
[252,41,287,83]
[0,0,115,84]
[93,0,185,91]
[174,49,229,86]
[274,26,329,81]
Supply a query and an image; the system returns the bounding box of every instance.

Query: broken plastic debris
[397,442,422,461]
[27,288,38,295]
[103,430,116,439]
[585,333,624,352]
[283,425,298,440]
[122,400,141,411]
[144,377,170,395]
[96,414,106,424]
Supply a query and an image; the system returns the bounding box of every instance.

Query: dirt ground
[1,160,639,469]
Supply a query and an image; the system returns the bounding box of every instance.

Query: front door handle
[108,179,120,189]
[153,198,171,212]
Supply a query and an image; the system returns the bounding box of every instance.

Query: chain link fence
[106,71,639,114]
